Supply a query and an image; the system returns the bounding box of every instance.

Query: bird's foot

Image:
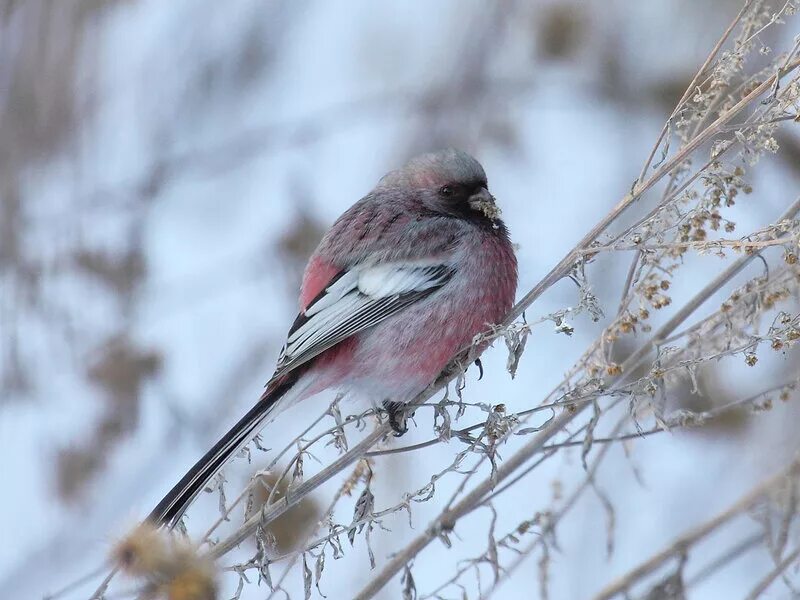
[382,400,412,437]
[473,358,484,380]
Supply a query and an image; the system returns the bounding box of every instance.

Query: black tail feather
[147,373,299,528]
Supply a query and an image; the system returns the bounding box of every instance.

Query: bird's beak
[468,187,501,220]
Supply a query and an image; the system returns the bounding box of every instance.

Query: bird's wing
[271,262,455,381]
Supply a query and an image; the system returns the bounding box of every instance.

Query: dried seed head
[470,198,502,221]
[606,363,622,376]
[652,295,672,309]
[112,524,218,600]
[112,524,169,577]
[161,563,217,600]
[619,320,635,334]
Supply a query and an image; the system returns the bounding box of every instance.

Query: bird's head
[379,148,501,225]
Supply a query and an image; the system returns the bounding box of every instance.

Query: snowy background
[1,1,799,598]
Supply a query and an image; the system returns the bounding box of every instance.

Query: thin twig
[741,544,800,600]
[684,532,762,588]
[592,458,800,600]
[478,415,629,600]
[208,425,390,559]
[509,57,800,327]
[580,235,797,255]
[636,0,755,181]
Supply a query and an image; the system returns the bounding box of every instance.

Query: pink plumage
[148,148,518,527]
[299,255,340,310]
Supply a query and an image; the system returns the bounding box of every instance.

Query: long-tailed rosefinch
[149,148,518,527]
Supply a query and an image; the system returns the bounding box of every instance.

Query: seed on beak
[468,187,501,221]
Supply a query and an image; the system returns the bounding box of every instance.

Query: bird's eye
[439,185,454,197]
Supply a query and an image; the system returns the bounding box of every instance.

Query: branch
[508,57,800,327]
[592,458,800,600]
[742,545,800,600]
[208,425,389,559]
[635,0,755,181]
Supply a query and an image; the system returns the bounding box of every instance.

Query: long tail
[147,372,301,529]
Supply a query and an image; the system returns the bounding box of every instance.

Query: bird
[147,148,518,528]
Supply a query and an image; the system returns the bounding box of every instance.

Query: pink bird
[148,148,518,527]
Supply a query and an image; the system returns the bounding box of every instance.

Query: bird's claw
[474,358,483,380]
[383,400,410,436]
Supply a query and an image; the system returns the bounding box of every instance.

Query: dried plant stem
[685,533,763,588]
[616,250,642,314]
[742,544,800,600]
[593,458,800,600]
[88,567,118,600]
[510,57,800,326]
[265,460,369,599]
[353,195,800,599]
[208,425,389,559]
[478,417,628,600]
[636,0,755,181]
[582,236,797,255]
[198,410,331,548]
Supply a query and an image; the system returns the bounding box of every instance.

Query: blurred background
[1,0,799,598]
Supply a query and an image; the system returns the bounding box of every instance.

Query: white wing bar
[273,263,454,379]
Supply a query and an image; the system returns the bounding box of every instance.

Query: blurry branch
[593,456,800,600]
[69,77,536,217]
[685,532,763,588]
[41,565,109,600]
[742,544,800,600]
